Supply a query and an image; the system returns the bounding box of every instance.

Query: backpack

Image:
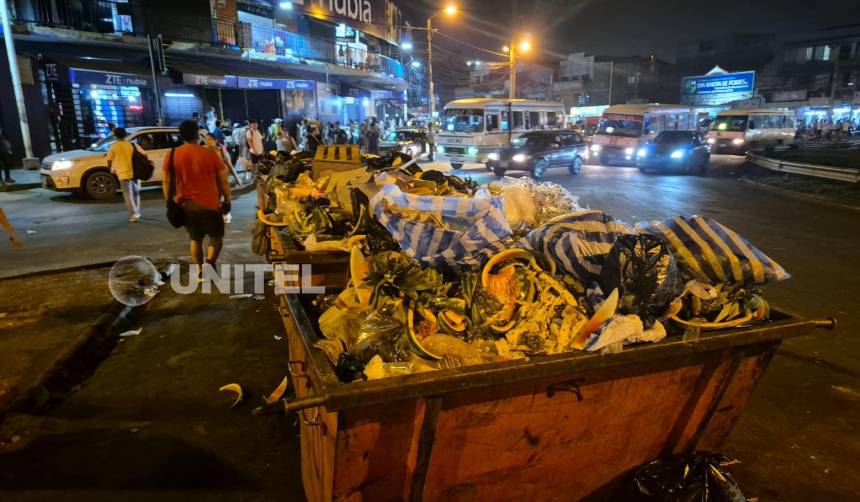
[131,144,154,180]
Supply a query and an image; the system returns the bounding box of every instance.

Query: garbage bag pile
[258,156,790,383]
[256,150,477,252]
[615,452,745,502]
[309,204,788,382]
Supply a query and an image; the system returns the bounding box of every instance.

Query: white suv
[41,127,242,200]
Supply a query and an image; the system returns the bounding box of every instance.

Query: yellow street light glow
[502,45,510,53]
[444,5,457,15]
[519,40,531,52]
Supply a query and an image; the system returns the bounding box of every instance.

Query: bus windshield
[596,118,643,137]
[713,116,748,132]
[444,109,484,133]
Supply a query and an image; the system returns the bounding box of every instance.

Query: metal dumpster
[275,292,834,501]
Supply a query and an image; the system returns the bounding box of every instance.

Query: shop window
[486,114,499,131]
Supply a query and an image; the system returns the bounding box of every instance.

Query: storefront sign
[340,83,371,99]
[183,73,238,87]
[293,0,398,44]
[70,69,151,88]
[237,0,275,18]
[236,77,315,90]
[681,70,755,106]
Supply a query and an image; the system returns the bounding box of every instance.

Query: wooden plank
[420,363,709,500]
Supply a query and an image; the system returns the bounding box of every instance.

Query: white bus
[705,109,796,154]
[435,98,566,168]
[590,104,695,165]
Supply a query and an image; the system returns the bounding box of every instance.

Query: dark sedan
[379,129,428,158]
[636,130,710,175]
[485,130,588,178]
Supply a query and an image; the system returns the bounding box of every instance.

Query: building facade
[1,0,413,159]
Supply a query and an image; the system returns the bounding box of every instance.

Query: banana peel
[263,377,289,405]
[219,383,244,409]
[571,288,619,350]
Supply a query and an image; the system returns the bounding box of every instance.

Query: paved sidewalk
[0,169,40,193]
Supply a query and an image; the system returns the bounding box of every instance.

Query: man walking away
[164,121,232,279]
[246,120,264,164]
[368,119,380,154]
[0,128,13,184]
[106,128,141,223]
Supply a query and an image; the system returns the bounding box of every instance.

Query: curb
[740,178,860,213]
[0,182,41,193]
[0,260,119,282]
[0,300,132,420]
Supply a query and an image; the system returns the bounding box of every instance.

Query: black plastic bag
[616,453,745,502]
[600,234,682,327]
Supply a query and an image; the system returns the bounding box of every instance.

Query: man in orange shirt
[163,121,232,277]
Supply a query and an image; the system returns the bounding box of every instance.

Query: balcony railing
[12,0,142,35]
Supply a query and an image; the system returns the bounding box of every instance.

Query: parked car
[485,130,588,178]
[379,129,428,158]
[40,127,239,199]
[636,130,710,175]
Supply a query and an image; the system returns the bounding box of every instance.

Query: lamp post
[0,0,35,164]
[426,4,457,160]
[504,38,530,100]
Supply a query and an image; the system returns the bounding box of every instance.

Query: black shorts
[183,202,224,240]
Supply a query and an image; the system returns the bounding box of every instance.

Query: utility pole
[1,0,35,164]
[509,43,517,99]
[427,17,435,160]
[608,61,614,106]
[146,34,163,124]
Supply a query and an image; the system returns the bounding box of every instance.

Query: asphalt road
[0,154,858,499]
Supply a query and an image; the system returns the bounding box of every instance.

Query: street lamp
[411,60,422,68]
[507,37,531,99]
[426,3,457,159]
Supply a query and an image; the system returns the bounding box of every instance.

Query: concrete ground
[0,155,857,500]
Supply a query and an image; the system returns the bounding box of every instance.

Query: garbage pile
[257,155,790,383]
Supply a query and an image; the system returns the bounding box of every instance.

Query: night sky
[402,0,860,63]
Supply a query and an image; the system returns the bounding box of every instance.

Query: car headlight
[670,149,685,159]
[436,145,445,154]
[706,137,716,144]
[487,152,500,161]
[51,160,74,171]
[624,147,634,155]
[467,146,479,155]
[590,144,601,152]
[732,138,745,145]
[512,153,528,163]
[637,148,648,158]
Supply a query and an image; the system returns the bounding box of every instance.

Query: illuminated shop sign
[681,70,755,106]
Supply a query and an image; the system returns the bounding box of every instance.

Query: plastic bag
[371,183,512,272]
[519,210,634,285]
[642,215,789,286]
[494,177,580,232]
[600,233,682,326]
[616,452,745,502]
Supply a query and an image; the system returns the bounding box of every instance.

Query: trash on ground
[118,328,143,337]
[620,452,745,502]
[218,383,244,409]
[263,377,289,404]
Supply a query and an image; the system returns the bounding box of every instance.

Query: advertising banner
[290,0,396,43]
[681,71,755,106]
[70,69,151,88]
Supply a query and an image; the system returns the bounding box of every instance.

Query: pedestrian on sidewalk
[0,207,21,249]
[245,120,265,164]
[0,128,13,184]
[106,128,142,223]
[163,121,232,279]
